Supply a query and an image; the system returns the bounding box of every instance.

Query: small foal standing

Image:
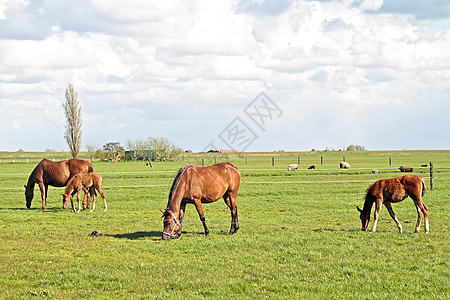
[61,172,107,213]
[357,174,428,233]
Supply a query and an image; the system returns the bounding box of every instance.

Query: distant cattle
[288,164,298,171]
[372,170,379,174]
[308,165,315,170]
[421,164,428,168]
[340,162,351,169]
[399,166,413,172]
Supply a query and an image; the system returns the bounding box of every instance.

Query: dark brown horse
[357,174,428,233]
[61,172,107,213]
[162,162,241,241]
[24,158,94,211]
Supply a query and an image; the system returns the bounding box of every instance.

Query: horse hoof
[89,210,93,213]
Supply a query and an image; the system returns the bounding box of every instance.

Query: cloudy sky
[1,0,449,152]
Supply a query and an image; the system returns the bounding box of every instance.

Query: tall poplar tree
[63,84,82,158]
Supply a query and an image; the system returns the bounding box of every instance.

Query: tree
[346,144,366,151]
[126,137,183,161]
[126,138,151,161]
[63,84,82,158]
[100,142,125,162]
[149,137,182,161]
[86,143,100,161]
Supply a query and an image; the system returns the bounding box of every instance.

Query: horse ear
[160,209,165,217]
[356,206,363,213]
[24,185,27,189]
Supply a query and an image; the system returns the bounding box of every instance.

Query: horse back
[67,159,94,176]
[370,174,423,203]
[66,172,101,192]
[183,163,240,201]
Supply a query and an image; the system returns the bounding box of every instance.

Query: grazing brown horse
[61,172,107,213]
[162,162,241,241]
[24,158,94,211]
[357,174,428,233]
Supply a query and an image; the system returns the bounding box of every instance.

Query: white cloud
[0,0,449,151]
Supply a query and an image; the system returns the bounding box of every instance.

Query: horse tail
[420,177,426,197]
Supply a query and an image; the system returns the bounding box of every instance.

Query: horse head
[161,209,181,241]
[61,193,71,209]
[357,206,370,231]
[24,185,33,208]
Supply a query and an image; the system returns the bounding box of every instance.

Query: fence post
[272,157,274,166]
[389,157,391,166]
[298,157,300,164]
[343,156,345,162]
[245,156,247,165]
[202,158,204,166]
[430,162,434,191]
[321,156,323,165]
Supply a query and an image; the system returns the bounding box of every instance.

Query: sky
[1,0,449,152]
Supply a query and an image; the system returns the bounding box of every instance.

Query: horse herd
[24,158,430,240]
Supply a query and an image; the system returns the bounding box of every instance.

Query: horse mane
[166,165,189,209]
[362,182,377,212]
[26,159,47,188]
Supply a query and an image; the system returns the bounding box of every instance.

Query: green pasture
[0,151,449,299]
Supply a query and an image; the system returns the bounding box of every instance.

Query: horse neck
[362,193,374,214]
[166,166,191,211]
[63,180,74,195]
[26,167,39,191]
[166,183,184,214]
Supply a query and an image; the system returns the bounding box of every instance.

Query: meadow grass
[0,151,449,299]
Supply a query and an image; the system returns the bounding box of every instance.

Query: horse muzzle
[162,233,171,241]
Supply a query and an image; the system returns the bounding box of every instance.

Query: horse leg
[76,190,82,213]
[193,200,209,236]
[172,202,186,239]
[384,203,402,233]
[70,194,75,212]
[89,193,97,212]
[89,188,99,212]
[371,199,383,232]
[87,186,96,209]
[38,182,46,211]
[95,186,107,212]
[82,189,89,210]
[413,197,429,233]
[223,192,239,235]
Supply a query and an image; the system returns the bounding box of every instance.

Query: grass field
[0,151,449,299]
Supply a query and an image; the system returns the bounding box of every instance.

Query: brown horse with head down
[162,162,241,241]
[24,158,94,211]
[357,174,428,233]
